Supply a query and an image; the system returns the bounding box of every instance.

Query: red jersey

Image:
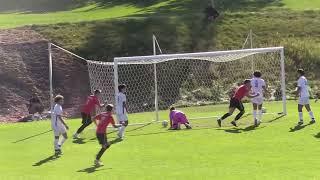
[233,85,249,101]
[81,95,100,115]
[95,112,115,134]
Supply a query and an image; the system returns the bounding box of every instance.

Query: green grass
[1,100,320,179]
[281,0,320,10]
[1,0,320,29]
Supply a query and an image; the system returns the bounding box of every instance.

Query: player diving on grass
[169,107,192,130]
[251,71,267,127]
[295,69,315,125]
[73,90,105,139]
[51,95,69,156]
[217,79,260,127]
[93,104,121,166]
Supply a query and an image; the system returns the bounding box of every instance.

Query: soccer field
[1,100,320,180]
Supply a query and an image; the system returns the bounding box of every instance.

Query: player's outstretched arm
[247,93,260,98]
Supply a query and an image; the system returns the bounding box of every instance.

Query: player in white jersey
[116,84,128,139]
[51,95,69,156]
[296,69,315,125]
[251,71,267,127]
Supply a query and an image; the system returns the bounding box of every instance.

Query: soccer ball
[262,107,267,113]
[162,120,169,128]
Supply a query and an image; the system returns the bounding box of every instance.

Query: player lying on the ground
[73,90,105,139]
[116,84,128,140]
[251,70,267,127]
[93,104,121,166]
[295,69,316,125]
[217,79,259,127]
[169,107,192,130]
[51,95,69,156]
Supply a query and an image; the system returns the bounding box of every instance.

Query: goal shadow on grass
[13,130,52,143]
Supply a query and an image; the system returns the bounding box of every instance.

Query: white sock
[58,137,66,148]
[120,126,126,137]
[258,110,262,121]
[299,112,303,122]
[253,110,257,120]
[309,111,315,120]
[54,138,59,150]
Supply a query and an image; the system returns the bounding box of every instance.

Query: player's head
[94,89,102,97]
[106,104,114,112]
[253,70,262,78]
[170,106,175,111]
[118,84,126,93]
[297,69,305,76]
[54,95,64,105]
[243,79,251,88]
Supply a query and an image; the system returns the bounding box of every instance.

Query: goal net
[86,47,286,126]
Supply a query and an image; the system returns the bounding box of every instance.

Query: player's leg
[252,103,258,122]
[256,103,263,126]
[58,132,68,152]
[95,134,110,166]
[54,135,60,155]
[117,114,128,139]
[74,113,92,138]
[232,101,245,127]
[217,106,236,127]
[305,104,315,123]
[298,103,304,125]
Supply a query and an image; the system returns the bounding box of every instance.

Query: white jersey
[116,92,127,115]
[251,77,266,98]
[51,104,64,129]
[297,76,309,98]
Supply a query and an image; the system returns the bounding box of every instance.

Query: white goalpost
[48,41,286,127]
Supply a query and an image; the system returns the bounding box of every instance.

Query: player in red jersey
[93,104,121,166]
[217,79,259,127]
[73,90,105,139]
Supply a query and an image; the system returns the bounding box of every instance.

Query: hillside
[0,28,90,122]
[0,0,320,28]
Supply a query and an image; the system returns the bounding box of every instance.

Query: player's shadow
[77,165,111,174]
[313,132,320,138]
[222,125,266,134]
[32,155,59,166]
[289,122,314,132]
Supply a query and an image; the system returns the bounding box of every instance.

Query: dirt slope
[0,28,90,122]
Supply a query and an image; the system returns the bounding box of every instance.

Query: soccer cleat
[254,119,261,127]
[185,124,192,129]
[297,121,304,126]
[231,121,237,127]
[54,149,62,156]
[217,119,222,127]
[94,159,104,166]
[310,119,316,124]
[73,133,80,139]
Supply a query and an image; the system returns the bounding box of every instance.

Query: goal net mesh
[87,48,285,126]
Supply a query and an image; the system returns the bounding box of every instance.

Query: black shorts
[81,112,92,124]
[96,133,107,145]
[229,98,244,111]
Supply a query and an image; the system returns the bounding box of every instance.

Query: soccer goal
[86,47,286,125]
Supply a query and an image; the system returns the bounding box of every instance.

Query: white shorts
[298,97,310,105]
[251,97,264,105]
[52,124,67,136]
[117,113,128,122]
